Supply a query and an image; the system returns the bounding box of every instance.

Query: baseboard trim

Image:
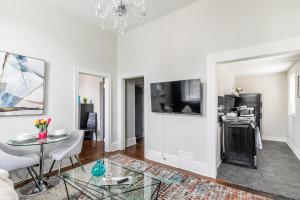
[126,137,136,147]
[263,136,300,161]
[145,149,178,167]
[217,159,222,168]
[262,136,287,142]
[286,139,300,160]
[145,149,209,177]
[110,141,120,152]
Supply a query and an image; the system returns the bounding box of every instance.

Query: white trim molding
[263,136,300,161]
[145,149,209,177]
[262,136,287,142]
[118,72,148,152]
[110,141,120,152]
[286,139,300,160]
[126,137,137,147]
[74,67,112,152]
[207,37,300,178]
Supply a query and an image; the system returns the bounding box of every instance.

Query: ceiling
[218,51,300,77]
[47,0,199,33]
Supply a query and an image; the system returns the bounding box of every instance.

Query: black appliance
[151,79,201,115]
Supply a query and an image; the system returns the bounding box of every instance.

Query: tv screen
[151,79,201,115]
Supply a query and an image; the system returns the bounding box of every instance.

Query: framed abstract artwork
[0,51,45,116]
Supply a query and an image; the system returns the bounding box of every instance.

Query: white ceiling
[218,51,300,77]
[47,0,199,33]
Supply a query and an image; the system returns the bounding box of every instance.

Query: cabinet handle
[228,125,249,128]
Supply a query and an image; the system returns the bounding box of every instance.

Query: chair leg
[69,157,75,168]
[74,155,85,172]
[48,160,56,174]
[30,167,39,179]
[58,160,63,177]
[95,130,97,142]
[47,160,56,179]
[27,167,41,192]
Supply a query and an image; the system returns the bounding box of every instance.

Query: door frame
[74,67,112,152]
[118,72,147,150]
[206,37,300,178]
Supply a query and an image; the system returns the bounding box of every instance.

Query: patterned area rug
[19,154,270,200]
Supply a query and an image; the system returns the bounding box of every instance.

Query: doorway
[135,85,144,141]
[215,51,300,199]
[75,69,111,153]
[78,73,104,142]
[124,77,145,156]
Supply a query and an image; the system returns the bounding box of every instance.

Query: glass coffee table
[59,158,162,200]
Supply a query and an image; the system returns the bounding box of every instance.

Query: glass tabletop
[7,134,71,146]
[60,158,162,200]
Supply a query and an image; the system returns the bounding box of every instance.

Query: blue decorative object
[92,160,106,177]
[78,96,81,105]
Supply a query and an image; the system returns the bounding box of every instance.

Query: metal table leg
[38,143,47,191]
[19,143,47,195]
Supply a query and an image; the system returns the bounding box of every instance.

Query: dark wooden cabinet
[235,93,262,132]
[79,104,94,130]
[223,122,257,168]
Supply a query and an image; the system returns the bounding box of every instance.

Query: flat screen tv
[151,79,201,115]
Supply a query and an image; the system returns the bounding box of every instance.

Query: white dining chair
[0,169,18,200]
[0,142,40,189]
[48,131,84,176]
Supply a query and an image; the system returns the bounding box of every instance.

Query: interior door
[135,86,144,138]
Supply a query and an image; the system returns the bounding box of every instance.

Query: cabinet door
[80,104,94,129]
[225,124,255,166]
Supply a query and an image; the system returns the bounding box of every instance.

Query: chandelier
[93,0,146,34]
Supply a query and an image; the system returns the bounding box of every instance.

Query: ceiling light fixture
[93,0,146,34]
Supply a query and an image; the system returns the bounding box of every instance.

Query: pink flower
[47,118,52,125]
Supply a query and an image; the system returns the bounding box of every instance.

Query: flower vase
[38,129,48,139]
[92,160,106,177]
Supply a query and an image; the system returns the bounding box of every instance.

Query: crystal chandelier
[93,0,146,34]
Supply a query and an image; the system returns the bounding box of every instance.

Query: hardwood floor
[16,139,281,199]
[79,138,144,165]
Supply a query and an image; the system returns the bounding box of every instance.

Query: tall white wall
[79,74,104,141]
[117,0,300,175]
[217,66,236,96]
[287,61,300,159]
[236,73,288,140]
[0,0,117,142]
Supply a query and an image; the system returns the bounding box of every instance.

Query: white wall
[236,73,288,140]
[79,74,104,141]
[217,66,236,96]
[0,0,117,142]
[117,0,300,176]
[287,61,300,159]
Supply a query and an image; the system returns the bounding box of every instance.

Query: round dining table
[7,134,71,194]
